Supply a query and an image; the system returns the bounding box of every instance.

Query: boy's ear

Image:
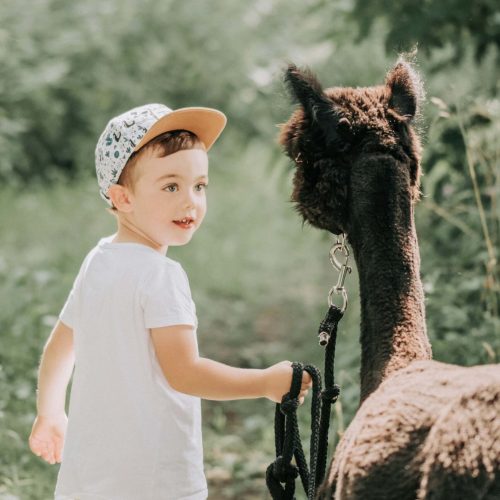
[107,184,133,212]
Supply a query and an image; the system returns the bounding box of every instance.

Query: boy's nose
[184,195,195,208]
[182,192,196,210]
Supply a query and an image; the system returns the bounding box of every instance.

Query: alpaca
[278,60,500,500]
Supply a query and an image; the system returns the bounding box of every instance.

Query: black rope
[316,305,343,487]
[266,362,303,499]
[266,304,344,500]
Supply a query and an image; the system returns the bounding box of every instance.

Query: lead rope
[266,235,351,500]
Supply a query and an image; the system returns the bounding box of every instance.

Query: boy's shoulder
[74,236,191,296]
[95,235,180,267]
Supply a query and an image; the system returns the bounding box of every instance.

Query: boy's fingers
[30,437,50,455]
[29,436,42,452]
[30,439,46,458]
[29,433,63,464]
[302,372,312,384]
[39,444,49,462]
[29,443,41,456]
[51,439,60,464]
[54,438,63,463]
[48,442,57,464]
[43,442,54,464]
[37,440,54,464]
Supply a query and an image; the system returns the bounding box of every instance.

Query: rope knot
[280,394,300,415]
[273,455,299,483]
[321,384,340,404]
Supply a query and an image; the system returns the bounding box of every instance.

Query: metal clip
[329,235,350,273]
[327,234,352,312]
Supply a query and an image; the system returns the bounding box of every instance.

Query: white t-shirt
[54,236,207,500]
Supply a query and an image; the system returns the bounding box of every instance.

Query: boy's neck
[113,217,168,255]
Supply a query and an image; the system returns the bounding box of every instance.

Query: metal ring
[327,286,348,312]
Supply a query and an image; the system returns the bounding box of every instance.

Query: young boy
[28,103,312,500]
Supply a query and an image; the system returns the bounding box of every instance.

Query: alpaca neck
[348,160,432,402]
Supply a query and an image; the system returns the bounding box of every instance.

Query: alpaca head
[279,60,424,235]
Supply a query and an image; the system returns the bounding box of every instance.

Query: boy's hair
[110,129,205,212]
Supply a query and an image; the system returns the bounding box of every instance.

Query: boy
[28,103,312,500]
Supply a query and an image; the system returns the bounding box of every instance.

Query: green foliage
[349,0,500,63]
[0,1,499,499]
[414,48,500,365]
[0,0,349,185]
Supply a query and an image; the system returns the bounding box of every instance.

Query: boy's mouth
[173,217,195,229]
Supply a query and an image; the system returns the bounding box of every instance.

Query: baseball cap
[95,103,227,204]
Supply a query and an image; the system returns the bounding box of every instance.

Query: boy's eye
[195,183,208,192]
[163,184,178,192]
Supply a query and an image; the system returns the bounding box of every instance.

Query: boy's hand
[263,361,312,404]
[28,413,67,465]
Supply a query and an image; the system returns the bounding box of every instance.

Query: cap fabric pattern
[95,103,226,205]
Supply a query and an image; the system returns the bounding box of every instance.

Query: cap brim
[133,107,227,152]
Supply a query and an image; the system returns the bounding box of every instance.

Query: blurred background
[0,0,498,498]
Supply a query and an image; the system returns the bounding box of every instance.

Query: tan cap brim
[134,107,227,152]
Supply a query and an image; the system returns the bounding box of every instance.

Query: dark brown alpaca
[278,60,500,500]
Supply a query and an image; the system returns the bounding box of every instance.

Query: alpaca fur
[278,60,500,499]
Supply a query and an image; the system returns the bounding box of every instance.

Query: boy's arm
[36,320,75,416]
[29,320,75,464]
[151,325,307,402]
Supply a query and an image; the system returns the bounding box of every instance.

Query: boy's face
[124,148,209,248]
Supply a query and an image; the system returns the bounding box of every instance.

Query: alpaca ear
[284,63,341,136]
[386,62,419,121]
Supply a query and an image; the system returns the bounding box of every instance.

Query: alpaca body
[318,360,500,499]
[278,60,500,499]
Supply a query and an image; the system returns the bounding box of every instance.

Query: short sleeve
[59,289,75,329]
[59,274,80,329]
[58,251,93,329]
[141,262,197,329]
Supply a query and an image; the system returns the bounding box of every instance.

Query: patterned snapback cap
[95,103,227,205]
